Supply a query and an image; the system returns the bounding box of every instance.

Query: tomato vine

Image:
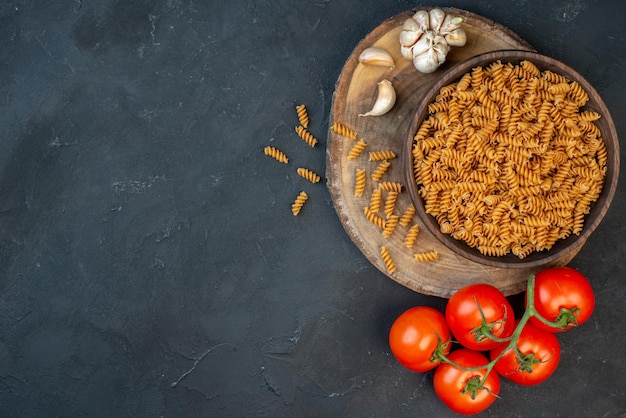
[389,266,595,414]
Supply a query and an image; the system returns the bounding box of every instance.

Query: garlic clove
[445,28,467,47]
[428,8,446,33]
[358,79,396,117]
[400,44,414,60]
[432,40,449,65]
[412,10,430,32]
[399,20,423,48]
[411,31,433,58]
[402,17,420,31]
[439,15,463,35]
[358,47,395,69]
[413,48,440,74]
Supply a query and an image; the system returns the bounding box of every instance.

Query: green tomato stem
[434,274,571,390]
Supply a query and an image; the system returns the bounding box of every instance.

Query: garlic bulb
[358,47,395,69]
[399,8,467,73]
[359,80,396,117]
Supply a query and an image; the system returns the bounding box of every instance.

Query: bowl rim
[404,49,620,268]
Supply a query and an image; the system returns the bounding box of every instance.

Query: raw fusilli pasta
[404,224,420,248]
[364,206,385,229]
[291,191,308,216]
[369,150,396,161]
[331,121,358,140]
[379,181,403,193]
[369,188,382,213]
[264,146,288,164]
[380,246,397,273]
[295,104,309,128]
[347,139,367,160]
[384,191,398,218]
[382,215,399,238]
[297,167,321,184]
[371,160,391,181]
[294,125,318,147]
[414,250,439,262]
[411,60,607,258]
[354,168,366,197]
[399,204,416,226]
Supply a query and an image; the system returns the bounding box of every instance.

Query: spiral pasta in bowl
[405,50,619,268]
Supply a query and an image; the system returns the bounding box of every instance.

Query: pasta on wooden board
[404,224,420,248]
[384,191,399,218]
[380,246,397,273]
[369,188,382,213]
[414,250,440,262]
[364,206,386,229]
[399,204,416,226]
[369,150,396,161]
[382,215,399,238]
[331,121,358,140]
[354,168,366,197]
[371,160,391,181]
[379,181,403,193]
[347,139,368,160]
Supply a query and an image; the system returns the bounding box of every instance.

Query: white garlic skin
[399,18,422,48]
[358,47,395,69]
[358,79,396,117]
[413,48,440,74]
[439,15,463,35]
[412,10,430,32]
[399,8,467,74]
[445,28,467,47]
[428,8,446,33]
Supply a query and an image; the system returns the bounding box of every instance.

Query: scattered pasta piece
[414,250,439,262]
[291,191,308,216]
[331,121,358,140]
[369,150,396,161]
[295,104,309,128]
[404,224,420,248]
[354,168,366,197]
[347,139,367,160]
[382,214,399,238]
[380,246,397,273]
[294,125,318,147]
[364,206,386,229]
[297,167,321,184]
[399,204,416,226]
[264,146,288,164]
[369,188,382,213]
[371,160,391,181]
[384,191,399,218]
[379,181,403,193]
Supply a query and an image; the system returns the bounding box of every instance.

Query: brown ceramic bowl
[405,50,620,269]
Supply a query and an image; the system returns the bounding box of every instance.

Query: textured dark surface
[1,0,625,417]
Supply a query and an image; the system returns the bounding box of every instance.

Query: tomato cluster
[388,266,595,415]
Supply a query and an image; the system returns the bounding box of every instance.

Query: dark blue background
[1,0,624,416]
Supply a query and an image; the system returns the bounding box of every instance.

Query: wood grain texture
[325,8,587,297]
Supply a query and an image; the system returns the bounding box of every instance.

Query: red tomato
[389,306,451,372]
[490,320,560,386]
[445,284,516,351]
[529,266,595,333]
[433,349,500,415]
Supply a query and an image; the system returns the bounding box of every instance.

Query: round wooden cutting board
[325,8,585,298]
